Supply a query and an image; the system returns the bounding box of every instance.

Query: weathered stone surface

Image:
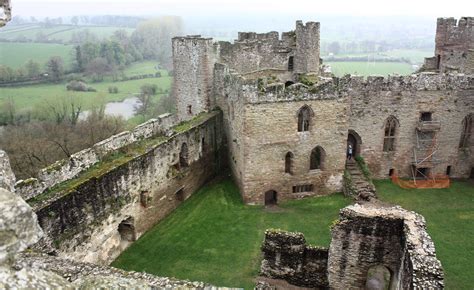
[0,188,42,265]
[0,150,15,192]
[0,0,11,27]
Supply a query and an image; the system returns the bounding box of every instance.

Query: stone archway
[264,190,277,206]
[347,130,362,157]
[365,265,392,290]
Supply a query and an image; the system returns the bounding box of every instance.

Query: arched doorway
[264,190,277,205]
[347,130,362,157]
[365,265,392,290]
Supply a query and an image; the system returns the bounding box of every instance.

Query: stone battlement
[14,113,176,200]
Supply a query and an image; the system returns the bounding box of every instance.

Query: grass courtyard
[112,177,473,289]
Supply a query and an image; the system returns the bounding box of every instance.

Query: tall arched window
[297,105,313,132]
[459,114,473,148]
[179,143,189,168]
[285,152,293,174]
[383,116,399,152]
[310,146,325,170]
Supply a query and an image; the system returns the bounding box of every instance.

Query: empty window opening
[436,54,441,70]
[285,152,293,174]
[310,146,325,170]
[118,217,136,242]
[383,116,399,152]
[415,167,431,179]
[285,81,294,87]
[201,137,206,153]
[297,105,313,132]
[179,143,189,168]
[420,112,432,122]
[446,166,452,176]
[231,101,235,120]
[140,191,150,208]
[264,190,277,205]
[389,168,395,177]
[470,168,474,179]
[288,56,294,71]
[187,105,192,115]
[459,114,473,148]
[175,188,185,201]
[292,184,314,193]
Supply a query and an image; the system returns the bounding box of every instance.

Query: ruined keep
[174,18,474,205]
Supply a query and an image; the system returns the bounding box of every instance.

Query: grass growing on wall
[112,177,351,289]
[375,180,474,290]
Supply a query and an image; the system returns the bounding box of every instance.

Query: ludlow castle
[0,16,473,289]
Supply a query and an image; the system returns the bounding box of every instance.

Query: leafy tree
[71,16,79,26]
[85,57,112,82]
[45,56,65,82]
[25,60,41,78]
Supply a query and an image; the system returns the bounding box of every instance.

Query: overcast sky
[12,0,474,18]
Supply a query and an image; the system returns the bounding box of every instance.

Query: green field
[0,24,134,42]
[376,180,474,290]
[0,61,170,113]
[326,61,414,76]
[112,178,351,289]
[0,42,74,69]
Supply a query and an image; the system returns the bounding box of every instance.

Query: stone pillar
[294,21,320,74]
[0,150,15,192]
[172,36,216,121]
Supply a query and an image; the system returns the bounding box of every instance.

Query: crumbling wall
[295,21,320,74]
[0,0,11,27]
[172,36,216,121]
[328,204,444,289]
[28,111,224,265]
[433,17,474,73]
[260,230,328,288]
[0,149,15,191]
[14,113,176,200]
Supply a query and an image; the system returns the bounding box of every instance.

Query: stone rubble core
[0,150,16,192]
[259,203,444,289]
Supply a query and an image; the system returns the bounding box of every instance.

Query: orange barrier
[391,174,450,189]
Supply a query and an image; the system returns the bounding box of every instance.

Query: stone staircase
[345,159,376,201]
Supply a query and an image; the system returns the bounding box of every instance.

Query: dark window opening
[285,152,293,174]
[383,116,399,152]
[118,217,136,242]
[436,54,441,70]
[288,56,294,71]
[415,167,430,179]
[264,190,277,205]
[446,166,452,176]
[179,143,189,168]
[420,112,432,122]
[310,146,325,170]
[389,168,395,177]
[470,168,474,179]
[176,188,185,201]
[187,105,192,115]
[201,137,206,153]
[297,105,312,132]
[459,114,473,148]
[285,81,294,87]
[292,184,314,193]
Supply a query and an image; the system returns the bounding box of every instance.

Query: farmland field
[0,42,75,69]
[325,61,414,76]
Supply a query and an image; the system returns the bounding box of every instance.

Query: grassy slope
[0,42,74,69]
[112,178,351,289]
[375,180,474,290]
[326,61,414,76]
[0,71,171,112]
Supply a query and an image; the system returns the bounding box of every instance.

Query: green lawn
[0,74,171,113]
[375,180,474,290]
[0,42,74,69]
[326,61,414,76]
[112,178,351,289]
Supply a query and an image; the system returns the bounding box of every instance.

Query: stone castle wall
[14,113,176,200]
[28,111,225,265]
[294,21,320,74]
[0,149,15,192]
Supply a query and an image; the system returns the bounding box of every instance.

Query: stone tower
[294,21,320,74]
[434,17,474,72]
[172,36,216,121]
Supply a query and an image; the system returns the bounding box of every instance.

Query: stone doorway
[264,190,278,206]
[118,217,136,244]
[365,265,392,290]
[347,130,362,157]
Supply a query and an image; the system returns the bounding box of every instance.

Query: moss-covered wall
[31,111,225,265]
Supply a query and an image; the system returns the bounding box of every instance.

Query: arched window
[297,105,313,132]
[310,146,325,170]
[383,116,399,152]
[459,114,473,148]
[179,143,189,168]
[285,152,293,174]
